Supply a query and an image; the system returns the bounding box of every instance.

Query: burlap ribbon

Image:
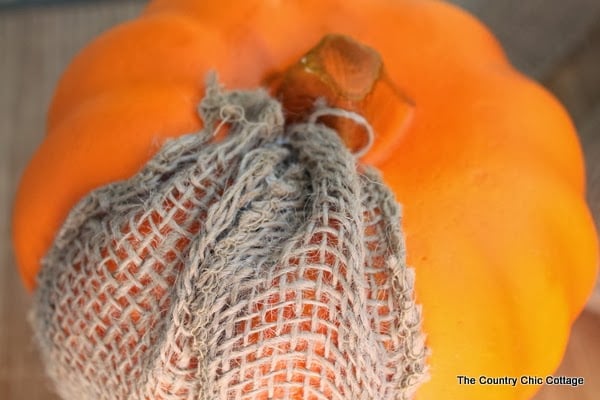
[32,79,428,400]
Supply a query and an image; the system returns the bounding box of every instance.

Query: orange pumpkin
[12,1,598,399]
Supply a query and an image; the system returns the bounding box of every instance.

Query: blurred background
[0,0,599,399]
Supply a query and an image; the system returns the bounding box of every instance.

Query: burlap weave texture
[32,80,428,400]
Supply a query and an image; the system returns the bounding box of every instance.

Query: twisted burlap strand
[32,80,428,400]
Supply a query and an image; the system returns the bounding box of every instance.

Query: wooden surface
[0,1,599,399]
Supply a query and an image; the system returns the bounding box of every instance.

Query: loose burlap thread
[32,79,428,400]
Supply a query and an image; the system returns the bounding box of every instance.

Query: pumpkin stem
[269,34,414,159]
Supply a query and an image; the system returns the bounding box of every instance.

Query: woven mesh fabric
[32,81,428,400]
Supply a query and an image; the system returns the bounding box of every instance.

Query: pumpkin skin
[12,0,598,399]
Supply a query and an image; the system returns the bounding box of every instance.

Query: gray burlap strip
[32,78,428,400]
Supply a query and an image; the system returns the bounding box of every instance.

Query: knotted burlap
[32,79,428,400]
